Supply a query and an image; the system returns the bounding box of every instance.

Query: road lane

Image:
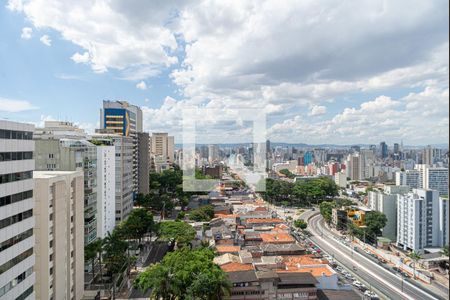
[308,214,443,300]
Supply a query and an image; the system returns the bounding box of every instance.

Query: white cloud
[136,81,147,90]
[0,97,38,112]
[268,84,449,144]
[8,0,181,78]
[71,52,89,63]
[7,0,449,144]
[20,27,32,39]
[309,105,327,116]
[39,34,51,46]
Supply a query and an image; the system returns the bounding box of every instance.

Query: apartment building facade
[91,133,133,224]
[34,171,84,300]
[34,132,98,245]
[397,189,448,252]
[0,121,35,300]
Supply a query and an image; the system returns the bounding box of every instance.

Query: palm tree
[409,251,422,279]
[85,242,98,282]
[103,231,128,277]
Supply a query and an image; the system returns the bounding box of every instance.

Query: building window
[0,190,33,207]
[0,210,33,230]
[0,171,33,184]
[0,248,33,275]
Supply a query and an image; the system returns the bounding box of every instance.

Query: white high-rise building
[149,133,174,164]
[395,170,421,189]
[424,167,448,197]
[345,154,361,181]
[397,189,448,252]
[208,145,220,164]
[423,145,434,166]
[91,133,133,224]
[368,185,410,241]
[95,144,116,238]
[34,171,84,300]
[0,120,35,300]
[334,172,347,188]
[100,100,143,197]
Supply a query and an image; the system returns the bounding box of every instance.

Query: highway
[306,213,445,300]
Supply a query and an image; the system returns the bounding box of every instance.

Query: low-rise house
[261,244,306,256]
[260,232,296,245]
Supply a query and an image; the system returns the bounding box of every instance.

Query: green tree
[189,205,215,222]
[319,201,335,224]
[364,211,387,236]
[85,239,103,281]
[441,245,449,257]
[103,230,129,276]
[294,219,308,230]
[119,208,154,243]
[134,248,231,300]
[158,221,196,246]
[279,169,295,179]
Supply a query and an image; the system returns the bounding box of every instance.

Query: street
[127,242,169,299]
[306,213,446,300]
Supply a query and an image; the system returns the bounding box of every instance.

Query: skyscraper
[304,151,314,165]
[94,140,116,238]
[380,141,388,159]
[397,189,448,252]
[0,120,35,300]
[150,132,175,164]
[208,144,220,164]
[100,100,143,197]
[423,145,434,166]
[393,143,400,154]
[91,132,134,224]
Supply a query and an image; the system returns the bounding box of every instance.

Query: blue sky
[1,0,448,145]
[0,4,179,127]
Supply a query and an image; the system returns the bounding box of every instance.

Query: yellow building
[347,208,366,227]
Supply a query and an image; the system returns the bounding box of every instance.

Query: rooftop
[260,232,295,244]
[221,262,254,272]
[216,245,241,253]
[246,218,284,224]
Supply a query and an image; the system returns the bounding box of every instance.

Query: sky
[0,0,448,145]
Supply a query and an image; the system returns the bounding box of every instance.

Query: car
[392,266,400,272]
[402,272,410,278]
[358,285,368,292]
[364,291,372,297]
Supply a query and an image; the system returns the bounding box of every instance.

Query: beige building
[34,171,85,300]
[149,132,174,163]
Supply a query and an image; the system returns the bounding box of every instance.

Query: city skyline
[0,0,449,145]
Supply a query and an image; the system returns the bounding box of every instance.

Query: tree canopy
[294,219,308,230]
[263,177,338,207]
[279,169,295,179]
[364,211,387,236]
[134,248,231,300]
[319,201,335,224]
[188,205,215,222]
[118,208,154,242]
[158,221,196,245]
